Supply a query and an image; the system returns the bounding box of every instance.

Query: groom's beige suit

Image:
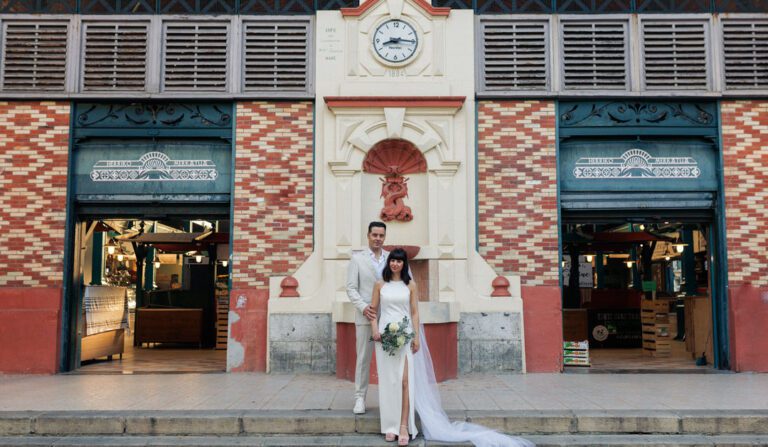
[347,248,388,401]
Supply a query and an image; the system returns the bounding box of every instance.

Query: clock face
[372,19,419,64]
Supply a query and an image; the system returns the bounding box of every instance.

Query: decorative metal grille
[722,20,768,90]
[159,0,237,14]
[556,0,631,13]
[83,22,148,91]
[239,0,313,14]
[80,0,154,13]
[316,0,359,9]
[243,20,310,91]
[642,21,709,90]
[476,0,553,13]
[163,23,229,91]
[561,21,628,90]
[1,21,68,91]
[479,19,548,91]
[716,0,768,13]
[636,0,712,13]
[0,0,76,13]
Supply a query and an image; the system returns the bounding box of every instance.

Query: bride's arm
[371,282,382,341]
[409,282,420,353]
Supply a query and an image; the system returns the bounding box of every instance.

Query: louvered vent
[642,21,708,90]
[83,23,148,91]
[562,21,627,90]
[722,20,768,89]
[243,21,310,91]
[481,20,548,91]
[164,23,229,91]
[1,22,67,91]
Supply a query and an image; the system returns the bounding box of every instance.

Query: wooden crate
[215,279,229,350]
[641,298,673,357]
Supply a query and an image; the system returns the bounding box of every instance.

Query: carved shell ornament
[363,139,427,222]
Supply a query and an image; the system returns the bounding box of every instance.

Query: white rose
[397,335,406,347]
[388,322,400,332]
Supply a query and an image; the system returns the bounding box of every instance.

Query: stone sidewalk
[2,372,768,412]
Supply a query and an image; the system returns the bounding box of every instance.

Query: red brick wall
[477,101,559,287]
[721,100,768,372]
[0,101,70,373]
[229,101,314,372]
[477,100,561,372]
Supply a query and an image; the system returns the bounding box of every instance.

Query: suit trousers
[354,324,374,400]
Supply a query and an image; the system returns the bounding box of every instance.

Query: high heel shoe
[398,424,409,446]
[385,432,396,442]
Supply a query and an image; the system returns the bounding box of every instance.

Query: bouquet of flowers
[373,316,415,356]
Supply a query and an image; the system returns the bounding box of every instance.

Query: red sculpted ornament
[363,139,427,222]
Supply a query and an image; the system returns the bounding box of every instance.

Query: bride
[370,248,535,447]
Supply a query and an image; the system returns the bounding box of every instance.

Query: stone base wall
[269,313,335,373]
[458,312,523,373]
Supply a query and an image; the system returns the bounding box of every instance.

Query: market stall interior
[561,221,714,372]
[75,219,229,374]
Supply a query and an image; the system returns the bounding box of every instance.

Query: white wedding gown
[376,280,535,447]
[375,280,418,438]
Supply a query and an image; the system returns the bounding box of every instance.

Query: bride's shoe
[385,432,396,442]
[398,424,409,446]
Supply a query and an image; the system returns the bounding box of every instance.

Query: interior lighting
[222,260,228,267]
[117,254,124,262]
[674,243,686,253]
[154,259,161,269]
[639,224,645,231]
[626,260,634,268]
[585,254,593,263]
[196,255,203,263]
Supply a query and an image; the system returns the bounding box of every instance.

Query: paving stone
[680,412,768,434]
[124,413,240,435]
[576,411,680,433]
[243,411,353,434]
[0,412,37,436]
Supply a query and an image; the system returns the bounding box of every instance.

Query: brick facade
[229,101,314,371]
[0,102,70,287]
[721,100,768,288]
[477,100,559,287]
[0,101,70,373]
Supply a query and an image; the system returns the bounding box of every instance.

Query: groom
[347,221,388,414]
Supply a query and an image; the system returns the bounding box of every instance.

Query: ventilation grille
[243,21,310,91]
[643,21,709,90]
[562,21,627,90]
[2,22,68,91]
[164,23,229,91]
[481,20,548,91]
[722,20,768,89]
[83,23,148,91]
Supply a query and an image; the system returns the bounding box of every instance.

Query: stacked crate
[641,298,672,357]
[215,275,229,350]
[563,340,590,367]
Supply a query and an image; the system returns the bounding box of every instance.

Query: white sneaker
[353,397,365,414]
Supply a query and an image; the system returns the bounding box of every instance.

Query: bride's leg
[398,357,410,444]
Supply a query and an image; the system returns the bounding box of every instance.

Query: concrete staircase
[2,410,768,446]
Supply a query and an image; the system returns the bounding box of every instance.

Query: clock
[372,19,419,64]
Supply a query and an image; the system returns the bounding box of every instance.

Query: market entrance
[71,213,230,374]
[561,214,718,371]
[61,102,234,373]
[556,100,729,372]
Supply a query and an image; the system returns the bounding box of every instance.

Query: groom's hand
[364,305,377,320]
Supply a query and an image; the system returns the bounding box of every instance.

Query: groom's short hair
[368,221,386,234]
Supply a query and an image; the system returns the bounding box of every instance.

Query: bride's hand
[372,332,382,342]
[411,338,420,353]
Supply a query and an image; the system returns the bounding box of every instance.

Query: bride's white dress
[376,279,535,447]
[375,280,417,438]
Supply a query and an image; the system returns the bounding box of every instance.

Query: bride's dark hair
[382,248,411,285]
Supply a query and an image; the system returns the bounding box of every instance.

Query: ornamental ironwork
[0,0,358,13]
[428,0,767,13]
[75,103,232,130]
[573,149,701,179]
[559,101,716,128]
[90,151,219,183]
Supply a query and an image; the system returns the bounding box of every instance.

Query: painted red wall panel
[0,288,62,374]
[728,285,768,372]
[522,286,562,373]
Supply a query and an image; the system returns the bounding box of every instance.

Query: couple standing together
[347,221,534,447]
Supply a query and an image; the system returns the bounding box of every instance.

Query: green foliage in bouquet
[373,316,415,356]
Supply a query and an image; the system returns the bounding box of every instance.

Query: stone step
[2,410,768,437]
[2,434,768,447]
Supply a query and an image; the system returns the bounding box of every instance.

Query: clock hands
[383,37,416,46]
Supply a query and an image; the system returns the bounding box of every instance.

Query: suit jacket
[346,250,386,326]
